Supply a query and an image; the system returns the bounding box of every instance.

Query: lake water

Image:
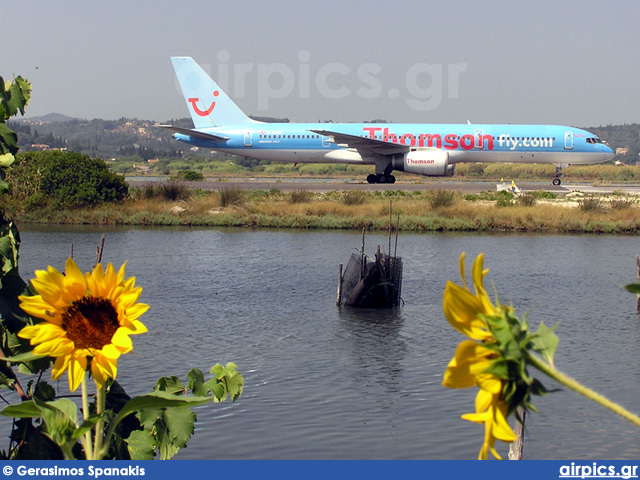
[10,226,640,460]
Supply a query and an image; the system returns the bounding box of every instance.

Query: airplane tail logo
[188,91,219,117]
[171,57,256,128]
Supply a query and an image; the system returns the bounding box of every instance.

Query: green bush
[172,170,204,181]
[495,190,514,208]
[529,190,557,199]
[8,151,128,210]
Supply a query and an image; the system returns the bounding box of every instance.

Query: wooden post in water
[636,256,640,312]
[360,228,366,280]
[388,200,392,279]
[337,264,343,306]
[508,407,526,460]
[95,235,105,266]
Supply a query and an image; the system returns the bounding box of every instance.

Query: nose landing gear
[552,165,564,186]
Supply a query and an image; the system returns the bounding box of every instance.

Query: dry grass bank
[13,188,640,233]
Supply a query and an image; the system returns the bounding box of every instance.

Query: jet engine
[393,150,454,176]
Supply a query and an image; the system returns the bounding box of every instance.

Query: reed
[218,186,245,207]
[289,189,314,204]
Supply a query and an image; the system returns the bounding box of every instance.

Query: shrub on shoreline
[7,151,128,211]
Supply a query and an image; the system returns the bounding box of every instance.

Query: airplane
[163,57,614,186]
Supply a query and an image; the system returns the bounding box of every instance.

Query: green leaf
[44,399,78,426]
[33,381,56,402]
[625,283,640,294]
[126,429,156,460]
[163,407,195,448]
[14,77,32,112]
[531,321,559,367]
[154,417,179,460]
[157,406,195,459]
[0,365,16,390]
[0,350,47,365]
[1,76,31,119]
[0,124,18,156]
[111,391,211,431]
[137,407,163,429]
[186,368,207,397]
[1,399,41,418]
[72,416,102,443]
[2,397,81,453]
[204,379,225,401]
[483,358,510,380]
[209,362,244,402]
[155,376,185,395]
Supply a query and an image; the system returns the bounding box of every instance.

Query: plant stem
[528,354,640,428]
[93,385,106,460]
[81,374,93,460]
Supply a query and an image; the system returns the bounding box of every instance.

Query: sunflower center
[63,296,120,350]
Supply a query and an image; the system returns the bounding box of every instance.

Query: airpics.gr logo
[188,90,219,116]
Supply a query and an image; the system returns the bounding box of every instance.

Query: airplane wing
[310,129,409,156]
[158,125,230,142]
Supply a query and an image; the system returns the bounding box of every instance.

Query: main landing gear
[552,165,564,186]
[367,173,396,184]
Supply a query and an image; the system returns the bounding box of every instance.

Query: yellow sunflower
[18,258,148,392]
[442,252,517,459]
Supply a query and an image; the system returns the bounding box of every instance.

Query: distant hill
[21,113,76,123]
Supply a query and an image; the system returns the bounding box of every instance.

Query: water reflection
[338,307,407,397]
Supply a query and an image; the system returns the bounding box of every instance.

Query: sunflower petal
[51,355,70,381]
[443,341,493,389]
[110,329,133,352]
[23,323,66,345]
[91,353,117,388]
[68,354,87,392]
[18,295,63,324]
[492,404,518,442]
[63,258,87,299]
[458,252,468,290]
[33,337,74,357]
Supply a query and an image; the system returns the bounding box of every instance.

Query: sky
[5,0,639,127]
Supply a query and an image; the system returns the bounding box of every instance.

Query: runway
[126,177,640,195]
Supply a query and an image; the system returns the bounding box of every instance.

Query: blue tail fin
[171,57,255,128]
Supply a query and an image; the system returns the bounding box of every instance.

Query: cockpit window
[587,137,604,144]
